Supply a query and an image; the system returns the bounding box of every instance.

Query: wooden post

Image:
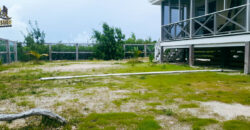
[6,40,11,63]
[49,44,52,61]
[14,42,18,62]
[76,43,79,61]
[160,46,164,63]
[123,44,126,58]
[189,45,194,66]
[244,42,250,74]
[144,44,147,57]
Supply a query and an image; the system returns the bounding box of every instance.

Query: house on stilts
[150,0,250,74]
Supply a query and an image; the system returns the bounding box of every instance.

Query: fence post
[123,44,126,58]
[49,44,52,61]
[76,43,79,61]
[160,46,164,63]
[144,44,147,57]
[189,45,194,66]
[6,40,11,63]
[14,42,18,62]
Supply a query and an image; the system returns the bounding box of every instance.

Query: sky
[0,0,161,43]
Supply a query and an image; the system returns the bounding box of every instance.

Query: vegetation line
[40,69,229,80]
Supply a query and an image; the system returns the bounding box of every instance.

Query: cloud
[9,4,28,33]
[70,31,92,44]
[0,4,27,41]
[0,0,160,42]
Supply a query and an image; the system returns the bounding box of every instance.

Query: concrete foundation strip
[40,69,237,80]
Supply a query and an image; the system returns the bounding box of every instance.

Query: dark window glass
[195,0,205,17]
[208,0,224,13]
[227,0,246,8]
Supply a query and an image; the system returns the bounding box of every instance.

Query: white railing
[162,4,249,41]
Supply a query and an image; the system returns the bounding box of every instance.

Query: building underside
[151,0,250,74]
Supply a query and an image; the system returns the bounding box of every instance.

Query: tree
[92,23,125,60]
[19,21,48,61]
[125,33,156,44]
[23,21,45,46]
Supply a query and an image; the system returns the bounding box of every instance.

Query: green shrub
[149,54,154,63]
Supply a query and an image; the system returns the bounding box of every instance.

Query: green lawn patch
[223,120,250,130]
[78,112,161,130]
[179,103,200,109]
[179,117,218,130]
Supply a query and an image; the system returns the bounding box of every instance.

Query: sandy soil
[1,85,250,129]
[181,101,250,121]
[201,101,250,120]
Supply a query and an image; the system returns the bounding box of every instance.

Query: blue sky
[0,0,160,43]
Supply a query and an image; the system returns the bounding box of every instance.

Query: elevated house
[151,0,250,74]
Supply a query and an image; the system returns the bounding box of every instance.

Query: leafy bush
[149,54,154,63]
[92,23,125,60]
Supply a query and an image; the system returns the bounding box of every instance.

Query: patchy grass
[112,98,130,107]
[78,113,161,130]
[17,100,36,108]
[179,117,218,130]
[124,72,250,105]
[0,61,250,129]
[179,103,200,109]
[146,102,162,107]
[149,109,175,117]
[223,119,250,130]
[105,63,198,74]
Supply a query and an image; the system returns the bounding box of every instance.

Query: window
[208,0,224,13]
[170,0,179,23]
[227,0,246,8]
[180,0,190,20]
[195,0,205,17]
[162,0,170,25]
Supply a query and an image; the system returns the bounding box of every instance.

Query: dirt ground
[0,61,249,129]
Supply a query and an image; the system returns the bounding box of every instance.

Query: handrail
[162,4,248,27]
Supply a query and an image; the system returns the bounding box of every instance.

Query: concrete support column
[247,0,250,32]
[189,45,194,66]
[190,0,194,38]
[160,46,164,63]
[76,43,79,61]
[49,44,52,61]
[244,42,250,74]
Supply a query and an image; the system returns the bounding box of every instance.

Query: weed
[112,98,130,107]
[164,109,174,116]
[17,100,35,108]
